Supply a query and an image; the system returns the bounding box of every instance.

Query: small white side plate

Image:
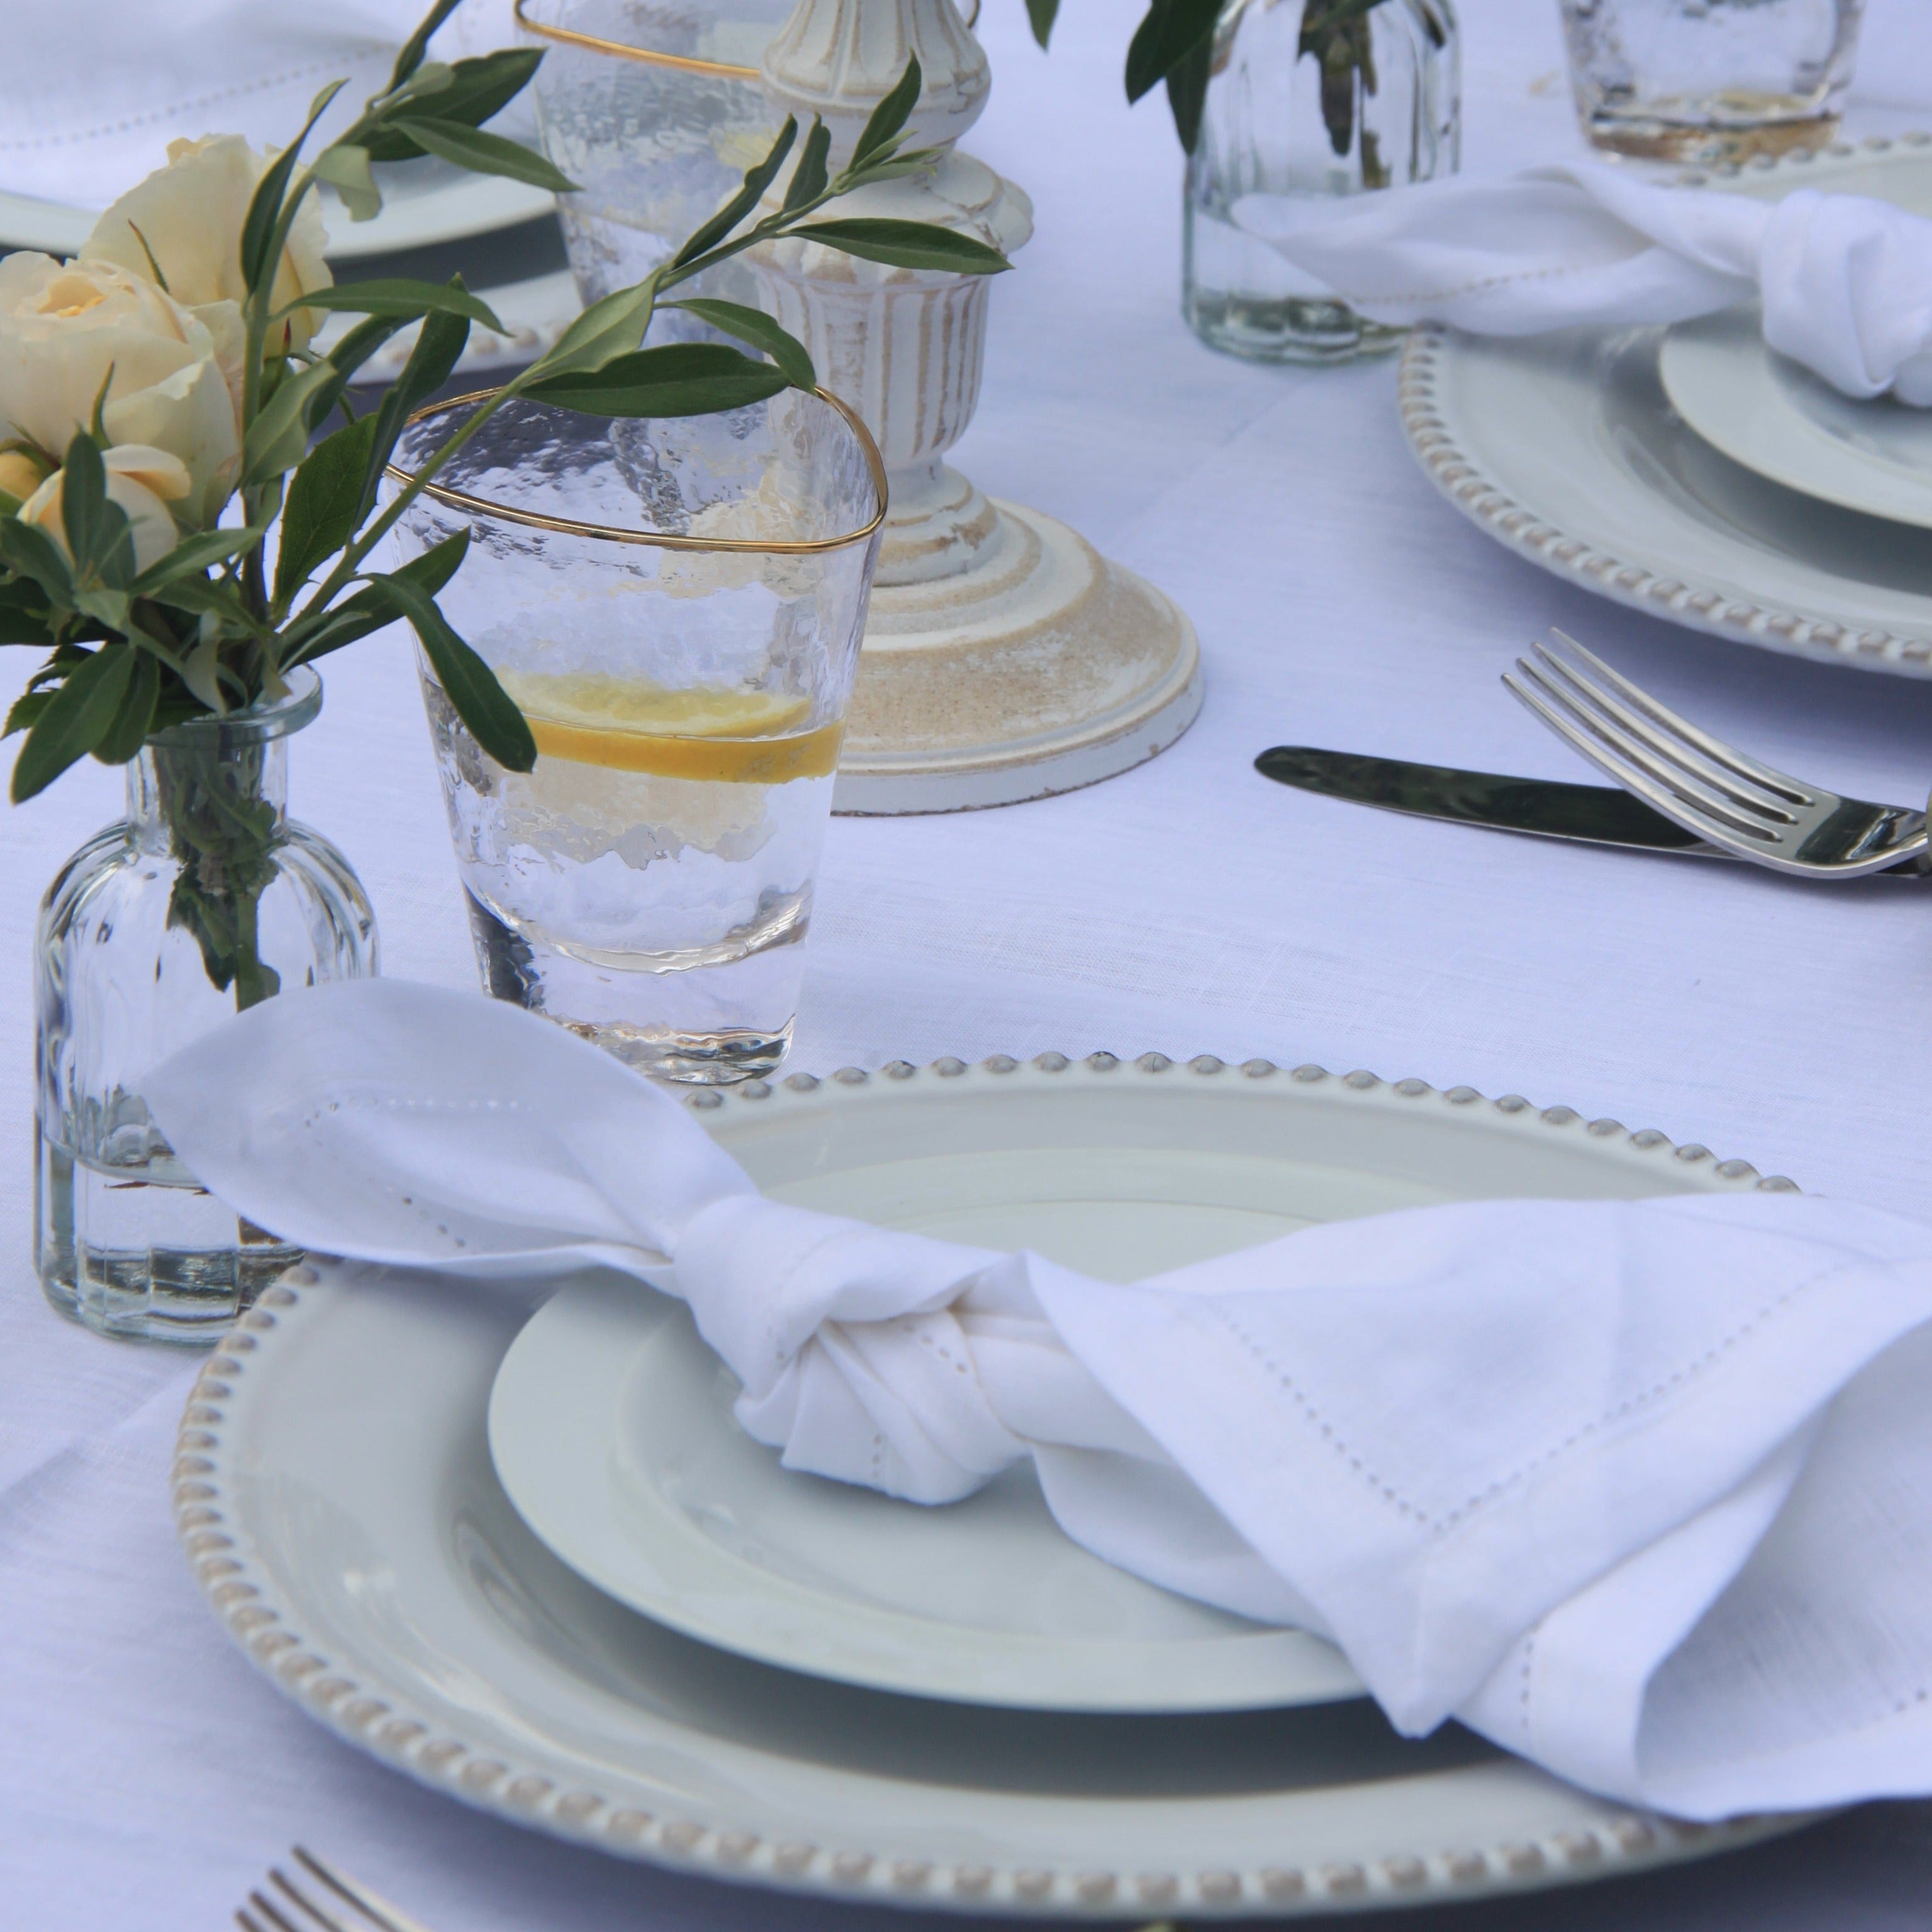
[492,1283,1361,1712]
[1661,306,1932,530]
[489,1053,1785,1714]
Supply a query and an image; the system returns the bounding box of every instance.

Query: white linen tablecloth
[8,0,1932,1925]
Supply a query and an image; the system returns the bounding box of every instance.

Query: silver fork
[1502,630,1931,878]
[237,1847,435,1932]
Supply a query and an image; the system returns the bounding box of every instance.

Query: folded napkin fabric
[0,0,523,212]
[1234,162,1932,406]
[147,980,1932,1819]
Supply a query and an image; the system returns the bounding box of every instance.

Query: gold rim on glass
[512,0,979,75]
[388,386,889,554]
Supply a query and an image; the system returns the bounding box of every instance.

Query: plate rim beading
[1399,131,1932,679]
[174,1050,1804,1917]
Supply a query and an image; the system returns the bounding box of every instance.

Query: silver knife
[1255,746,1932,877]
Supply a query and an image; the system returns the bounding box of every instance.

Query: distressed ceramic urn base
[753,0,1202,813]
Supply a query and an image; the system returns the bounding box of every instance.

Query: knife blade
[1254,746,1930,875]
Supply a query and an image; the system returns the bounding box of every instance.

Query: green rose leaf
[11,642,134,801]
[129,527,272,599]
[0,580,55,647]
[0,517,77,605]
[276,418,382,606]
[92,647,161,765]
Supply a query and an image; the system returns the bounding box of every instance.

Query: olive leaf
[521,342,791,417]
[662,300,817,390]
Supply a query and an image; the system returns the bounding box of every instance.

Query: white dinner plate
[1402,137,1932,678]
[179,1051,1809,1915]
[0,159,555,263]
[1661,306,1932,530]
[488,1050,1782,1716]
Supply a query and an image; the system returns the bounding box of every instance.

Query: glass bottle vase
[1183,0,1461,364]
[34,670,377,1343]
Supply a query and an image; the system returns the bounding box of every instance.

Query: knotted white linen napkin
[1233,162,1932,405]
[146,980,1932,1819]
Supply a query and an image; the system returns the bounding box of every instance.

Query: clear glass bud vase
[34,671,377,1343]
[1184,0,1460,363]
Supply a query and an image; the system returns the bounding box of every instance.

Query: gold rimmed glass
[1559,0,1865,162]
[387,388,886,1083]
[515,0,792,326]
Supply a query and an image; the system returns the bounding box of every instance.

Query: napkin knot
[672,1193,1022,1504]
[1234,161,1932,405]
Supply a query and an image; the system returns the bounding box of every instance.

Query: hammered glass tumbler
[516,0,793,334]
[389,389,885,1084]
[1559,0,1865,161]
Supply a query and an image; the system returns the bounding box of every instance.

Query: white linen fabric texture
[145,979,1932,1823]
[0,0,523,209]
[1232,162,1932,406]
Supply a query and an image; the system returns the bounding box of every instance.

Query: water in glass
[1559,0,1865,160]
[391,392,883,1083]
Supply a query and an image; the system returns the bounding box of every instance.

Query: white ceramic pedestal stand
[750,0,1202,814]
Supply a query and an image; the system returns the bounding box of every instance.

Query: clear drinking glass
[389,390,885,1083]
[1184,0,1460,364]
[517,0,791,335]
[35,671,379,1342]
[1559,0,1865,161]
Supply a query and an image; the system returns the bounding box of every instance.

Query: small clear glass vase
[1183,0,1460,364]
[34,670,377,1343]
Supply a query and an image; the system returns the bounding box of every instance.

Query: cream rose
[0,254,240,530]
[82,134,332,361]
[19,445,191,576]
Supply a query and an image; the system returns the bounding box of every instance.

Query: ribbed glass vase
[1183,0,1460,364]
[34,669,377,1343]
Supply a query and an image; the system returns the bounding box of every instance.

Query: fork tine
[1545,630,1813,803]
[1509,659,1780,844]
[1529,641,1797,821]
[1502,668,1736,844]
[293,1849,440,1932]
[238,1914,271,1932]
[271,1865,356,1932]
[247,1894,308,1932]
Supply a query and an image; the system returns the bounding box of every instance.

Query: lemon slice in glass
[496,672,841,783]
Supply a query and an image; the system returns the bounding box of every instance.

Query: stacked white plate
[179,1051,1812,1917]
[1401,138,1932,679]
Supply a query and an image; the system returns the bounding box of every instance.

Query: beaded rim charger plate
[1401,138,1932,678]
[176,1051,1811,1916]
